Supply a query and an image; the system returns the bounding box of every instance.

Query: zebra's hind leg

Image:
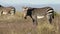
[14,8,16,15]
[47,14,52,24]
[49,16,52,24]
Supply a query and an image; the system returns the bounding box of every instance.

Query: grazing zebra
[0,5,16,15]
[22,6,54,25]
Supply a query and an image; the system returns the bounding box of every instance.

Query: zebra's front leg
[30,15,38,25]
[24,15,28,19]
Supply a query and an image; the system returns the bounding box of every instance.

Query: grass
[0,11,60,34]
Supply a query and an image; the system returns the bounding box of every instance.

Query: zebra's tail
[52,10,54,19]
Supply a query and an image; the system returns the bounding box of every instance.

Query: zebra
[0,5,16,15]
[22,6,54,25]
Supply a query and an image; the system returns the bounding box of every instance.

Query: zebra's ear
[25,7,28,10]
[22,6,29,11]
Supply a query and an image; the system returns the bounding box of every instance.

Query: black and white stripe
[47,8,54,18]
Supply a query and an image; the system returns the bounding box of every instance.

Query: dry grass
[0,11,60,34]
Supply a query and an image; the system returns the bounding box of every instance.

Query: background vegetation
[0,11,60,34]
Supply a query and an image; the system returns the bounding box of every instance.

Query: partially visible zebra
[0,5,16,15]
[22,6,54,25]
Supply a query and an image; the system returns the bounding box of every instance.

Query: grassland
[0,11,60,34]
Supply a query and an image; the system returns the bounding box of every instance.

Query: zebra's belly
[37,16,44,19]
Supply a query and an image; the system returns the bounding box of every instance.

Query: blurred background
[0,0,60,13]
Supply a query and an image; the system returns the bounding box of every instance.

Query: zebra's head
[22,6,29,18]
[22,6,34,19]
[22,6,29,11]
